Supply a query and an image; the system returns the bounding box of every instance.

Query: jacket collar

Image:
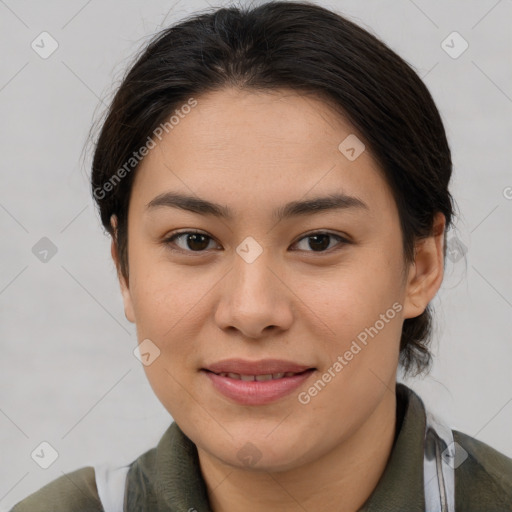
[359,383,426,511]
[151,383,427,511]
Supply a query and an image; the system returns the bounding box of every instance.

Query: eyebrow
[146,191,368,221]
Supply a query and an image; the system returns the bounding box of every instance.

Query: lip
[202,359,315,405]
[204,358,313,375]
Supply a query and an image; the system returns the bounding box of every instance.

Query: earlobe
[402,213,446,319]
[119,273,136,325]
[110,215,136,324]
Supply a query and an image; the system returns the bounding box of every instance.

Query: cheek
[321,256,403,325]
[130,265,208,418]
[127,227,180,319]
[129,250,201,334]
[128,256,220,379]
[314,249,405,370]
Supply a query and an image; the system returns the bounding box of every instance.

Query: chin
[204,428,317,473]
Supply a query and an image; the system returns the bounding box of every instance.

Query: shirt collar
[152,383,427,511]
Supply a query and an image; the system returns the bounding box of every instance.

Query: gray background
[1,0,511,509]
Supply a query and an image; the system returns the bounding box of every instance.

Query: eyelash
[162,230,351,255]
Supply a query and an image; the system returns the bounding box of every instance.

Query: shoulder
[453,429,512,510]
[10,466,103,512]
[9,424,180,512]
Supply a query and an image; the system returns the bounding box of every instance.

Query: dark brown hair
[90,0,455,377]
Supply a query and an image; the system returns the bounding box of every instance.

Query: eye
[163,230,220,253]
[292,232,350,253]
[163,230,350,254]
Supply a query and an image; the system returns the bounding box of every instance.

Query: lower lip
[203,369,315,405]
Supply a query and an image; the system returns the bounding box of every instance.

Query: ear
[110,215,136,324]
[402,212,446,319]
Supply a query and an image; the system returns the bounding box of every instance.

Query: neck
[197,386,398,512]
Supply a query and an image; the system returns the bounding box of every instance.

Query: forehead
[130,87,396,219]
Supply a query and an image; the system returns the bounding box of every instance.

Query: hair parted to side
[90,0,455,377]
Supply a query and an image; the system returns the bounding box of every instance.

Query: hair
[90,0,455,377]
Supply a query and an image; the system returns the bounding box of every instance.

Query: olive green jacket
[10,384,512,511]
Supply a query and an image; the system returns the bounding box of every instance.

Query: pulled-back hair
[90,1,455,377]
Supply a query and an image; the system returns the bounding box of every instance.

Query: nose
[214,248,294,339]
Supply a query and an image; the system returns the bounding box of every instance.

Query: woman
[11,1,512,511]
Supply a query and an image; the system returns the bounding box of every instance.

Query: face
[114,87,441,472]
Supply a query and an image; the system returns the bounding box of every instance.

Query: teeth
[255,374,273,381]
[216,371,299,380]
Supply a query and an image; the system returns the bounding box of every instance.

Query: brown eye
[293,232,349,253]
[165,231,218,252]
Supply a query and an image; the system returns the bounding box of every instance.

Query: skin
[111,87,445,511]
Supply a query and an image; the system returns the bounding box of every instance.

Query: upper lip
[203,359,314,375]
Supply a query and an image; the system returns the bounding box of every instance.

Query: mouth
[211,371,306,381]
[201,359,316,405]
[203,358,314,375]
